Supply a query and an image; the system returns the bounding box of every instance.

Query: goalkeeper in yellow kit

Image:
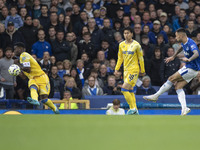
[114,27,145,115]
[14,42,59,114]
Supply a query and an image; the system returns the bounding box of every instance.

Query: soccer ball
[8,64,21,76]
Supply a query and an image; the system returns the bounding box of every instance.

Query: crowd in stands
[0,0,200,101]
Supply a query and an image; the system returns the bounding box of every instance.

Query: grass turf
[0,115,199,150]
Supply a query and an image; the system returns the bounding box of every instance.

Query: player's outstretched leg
[143,80,173,102]
[41,99,60,114]
[121,88,138,115]
[27,86,40,105]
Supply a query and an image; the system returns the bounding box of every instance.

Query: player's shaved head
[176,28,187,36]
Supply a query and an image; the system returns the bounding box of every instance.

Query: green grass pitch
[0,115,199,150]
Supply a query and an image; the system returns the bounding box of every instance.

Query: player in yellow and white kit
[14,42,59,114]
[114,27,145,115]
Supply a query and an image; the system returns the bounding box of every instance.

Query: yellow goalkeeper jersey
[20,52,45,79]
[115,40,145,73]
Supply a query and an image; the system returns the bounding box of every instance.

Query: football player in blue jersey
[144,28,200,115]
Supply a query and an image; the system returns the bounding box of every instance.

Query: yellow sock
[41,99,56,111]
[30,87,38,100]
[130,92,137,110]
[121,88,134,109]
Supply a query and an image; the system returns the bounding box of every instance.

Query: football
[8,64,21,76]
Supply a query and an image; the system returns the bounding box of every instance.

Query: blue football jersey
[181,38,200,71]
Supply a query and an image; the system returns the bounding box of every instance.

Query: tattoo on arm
[189,50,199,61]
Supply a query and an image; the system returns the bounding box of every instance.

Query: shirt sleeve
[115,44,123,71]
[137,45,145,73]
[190,42,199,52]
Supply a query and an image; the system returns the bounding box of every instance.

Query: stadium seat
[53,92,61,99]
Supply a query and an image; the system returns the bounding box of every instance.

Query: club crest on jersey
[186,47,189,51]
[22,57,26,61]
[191,44,196,49]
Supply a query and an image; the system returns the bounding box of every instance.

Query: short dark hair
[41,4,48,9]
[176,28,186,34]
[112,99,120,105]
[5,47,13,52]
[123,27,133,33]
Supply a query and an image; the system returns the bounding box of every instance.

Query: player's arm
[114,44,123,74]
[14,59,31,73]
[165,47,183,63]
[137,45,145,75]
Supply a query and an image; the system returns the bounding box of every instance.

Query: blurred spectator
[17,0,32,16]
[50,55,56,65]
[115,7,124,23]
[193,5,200,16]
[56,61,66,79]
[58,13,65,26]
[106,99,125,115]
[91,58,101,72]
[33,18,43,29]
[95,7,110,29]
[141,34,154,61]
[82,75,103,97]
[71,4,80,25]
[32,0,41,19]
[186,19,197,38]
[32,29,52,58]
[97,50,109,66]
[133,15,141,25]
[65,77,82,99]
[147,47,163,86]
[137,1,146,18]
[63,15,73,33]
[156,0,169,13]
[103,75,119,95]
[2,21,25,50]
[83,1,93,18]
[159,12,172,30]
[47,26,56,45]
[84,69,104,89]
[40,51,52,73]
[65,7,73,17]
[133,23,142,43]
[66,32,78,65]
[167,0,176,19]
[77,32,96,60]
[163,25,172,35]
[70,67,82,90]
[101,18,115,46]
[0,47,15,99]
[173,9,187,32]
[101,39,117,61]
[81,53,91,70]
[63,59,72,75]
[107,59,116,74]
[73,11,88,36]
[38,4,50,29]
[19,7,28,21]
[172,5,181,22]
[149,10,157,23]
[52,30,71,61]
[19,16,37,54]
[129,5,137,23]
[160,47,181,83]
[49,65,64,99]
[46,12,61,33]
[59,91,78,109]
[122,15,131,28]
[64,0,76,11]
[99,64,110,86]
[50,0,65,15]
[156,34,170,57]
[148,3,156,13]
[196,33,200,45]
[114,68,123,84]
[0,6,9,23]
[42,68,54,98]
[148,20,168,44]
[88,18,102,50]
[106,0,121,19]
[141,11,153,30]
[136,75,156,95]
[142,25,150,35]
[175,0,189,10]
[113,20,123,35]
[5,6,23,29]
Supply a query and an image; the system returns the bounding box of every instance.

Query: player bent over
[114,27,145,115]
[144,28,200,115]
[14,42,59,114]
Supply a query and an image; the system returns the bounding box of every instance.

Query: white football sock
[176,89,187,109]
[155,80,173,97]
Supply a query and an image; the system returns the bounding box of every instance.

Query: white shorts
[178,66,198,83]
